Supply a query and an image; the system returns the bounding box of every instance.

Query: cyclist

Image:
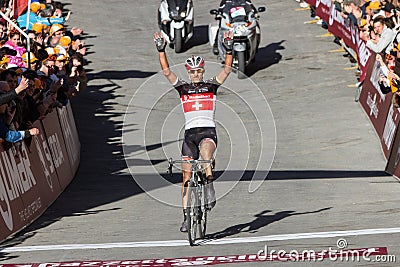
[153,30,233,232]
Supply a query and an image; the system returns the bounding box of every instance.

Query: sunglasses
[188,68,204,74]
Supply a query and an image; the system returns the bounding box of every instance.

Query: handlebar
[167,158,214,176]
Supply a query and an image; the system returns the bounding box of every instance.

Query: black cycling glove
[155,36,167,52]
[222,35,233,53]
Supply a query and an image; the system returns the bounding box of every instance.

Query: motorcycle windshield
[167,0,189,14]
[223,0,252,23]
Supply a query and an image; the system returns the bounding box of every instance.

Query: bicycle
[167,158,214,246]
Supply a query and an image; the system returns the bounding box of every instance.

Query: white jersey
[174,77,221,130]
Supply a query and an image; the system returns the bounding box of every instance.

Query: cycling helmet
[185,56,205,70]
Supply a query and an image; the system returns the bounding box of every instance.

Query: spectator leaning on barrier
[376,51,398,93]
[0,76,39,144]
[341,0,363,27]
[0,99,39,143]
[0,70,29,106]
[53,51,70,106]
[37,54,62,112]
[66,53,87,95]
[0,81,16,126]
[361,15,396,54]
[0,69,17,90]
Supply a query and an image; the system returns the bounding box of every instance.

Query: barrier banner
[58,105,80,175]
[385,111,400,176]
[0,141,26,240]
[66,103,80,171]
[0,124,63,241]
[382,104,400,159]
[0,103,81,242]
[13,0,28,19]
[359,56,395,158]
[18,121,62,225]
[41,110,74,190]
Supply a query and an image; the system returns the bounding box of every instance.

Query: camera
[368,25,374,32]
[0,46,17,56]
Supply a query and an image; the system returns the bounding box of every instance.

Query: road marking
[318,32,333,37]
[344,66,358,70]
[329,47,345,53]
[303,19,319,24]
[296,7,311,11]
[1,227,400,252]
[0,247,389,266]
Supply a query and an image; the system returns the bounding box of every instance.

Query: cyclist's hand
[153,32,167,52]
[222,31,234,52]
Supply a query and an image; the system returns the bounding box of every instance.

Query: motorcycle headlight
[180,11,186,18]
[170,11,180,19]
[234,25,247,35]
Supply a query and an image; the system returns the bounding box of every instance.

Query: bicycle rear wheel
[186,184,199,246]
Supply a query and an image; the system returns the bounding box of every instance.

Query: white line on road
[2,227,400,252]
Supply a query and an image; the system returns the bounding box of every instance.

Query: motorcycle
[158,0,194,53]
[209,0,266,79]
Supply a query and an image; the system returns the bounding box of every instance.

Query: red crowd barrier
[0,103,80,242]
[305,0,400,178]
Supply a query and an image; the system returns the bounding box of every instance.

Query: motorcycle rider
[213,0,259,55]
[158,0,193,41]
[153,30,234,232]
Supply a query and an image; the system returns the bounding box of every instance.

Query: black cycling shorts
[182,127,217,159]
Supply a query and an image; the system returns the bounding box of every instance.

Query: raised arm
[216,31,233,84]
[153,32,178,84]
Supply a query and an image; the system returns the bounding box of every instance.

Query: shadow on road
[205,207,332,240]
[87,70,157,81]
[0,68,157,255]
[0,166,387,253]
[245,40,285,77]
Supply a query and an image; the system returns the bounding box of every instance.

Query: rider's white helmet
[185,56,205,70]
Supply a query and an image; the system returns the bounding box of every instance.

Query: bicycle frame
[167,158,213,245]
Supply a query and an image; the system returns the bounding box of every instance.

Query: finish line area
[0,228,398,266]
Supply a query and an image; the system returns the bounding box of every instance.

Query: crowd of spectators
[0,0,87,147]
[299,0,400,106]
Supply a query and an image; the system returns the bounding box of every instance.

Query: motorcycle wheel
[174,28,183,53]
[237,51,246,79]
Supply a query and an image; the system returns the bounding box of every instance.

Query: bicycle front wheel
[186,184,199,246]
[198,182,207,239]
